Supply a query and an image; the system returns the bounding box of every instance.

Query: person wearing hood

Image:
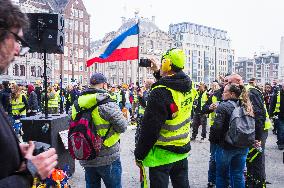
[134,49,194,188]
[71,73,128,188]
[27,84,39,117]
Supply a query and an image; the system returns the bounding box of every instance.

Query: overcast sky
[83,0,284,59]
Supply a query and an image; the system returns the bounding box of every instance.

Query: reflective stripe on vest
[274,91,281,113]
[109,93,118,102]
[246,85,271,130]
[209,95,218,126]
[11,94,26,116]
[71,93,120,147]
[152,85,193,147]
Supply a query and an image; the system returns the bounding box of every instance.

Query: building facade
[0,0,55,84]
[279,37,284,82]
[90,15,175,85]
[169,22,234,84]
[234,58,254,83]
[53,0,91,86]
[0,0,90,86]
[235,52,279,84]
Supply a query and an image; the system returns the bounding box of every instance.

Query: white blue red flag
[87,24,139,67]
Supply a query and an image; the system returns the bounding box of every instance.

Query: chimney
[121,17,126,24]
[152,16,155,23]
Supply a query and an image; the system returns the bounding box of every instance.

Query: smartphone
[139,59,151,67]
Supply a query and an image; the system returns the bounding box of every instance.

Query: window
[20,65,25,76]
[79,10,84,18]
[74,34,78,44]
[37,66,42,77]
[65,32,69,43]
[80,22,83,32]
[13,64,19,76]
[64,60,68,71]
[65,19,69,30]
[64,46,68,56]
[79,49,83,58]
[79,35,83,45]
[69,20,73,30]
[31,66,36,77]
[75,20,78,31]
[85,24,88,33]
[84,38,88,46]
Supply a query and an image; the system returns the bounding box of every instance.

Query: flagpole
[137,18,140,86]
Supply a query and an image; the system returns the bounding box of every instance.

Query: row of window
[12,65,42,77]
[65,19,89,33]
[64,47,88,59]
[65,33,89,46]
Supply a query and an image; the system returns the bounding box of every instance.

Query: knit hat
[90,73,107,85]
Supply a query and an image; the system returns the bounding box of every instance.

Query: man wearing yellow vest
[135,49,194,188]
[269,82,284,150]
[191,82,208,140]
[71,73,128,188]
[229,76,270,188]
[201,79,227,188]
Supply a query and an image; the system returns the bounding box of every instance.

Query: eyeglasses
[8,30,30,56]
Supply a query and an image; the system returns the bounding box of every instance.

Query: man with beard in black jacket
[135,49,194,188]
[0,1,58,187]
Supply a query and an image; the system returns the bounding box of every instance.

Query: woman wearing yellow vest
[11,84,28,119]
[135,49,194,188]
[47,86,58,114]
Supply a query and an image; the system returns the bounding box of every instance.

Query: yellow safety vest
[48,92,59,108]
[200,92,208,111]
[109,92,118,102]
[209,95,218,126]
[11,94,26,116]
[246,85,271,130]
[143,85,194,167]
[71,93,120,147]
[273,91,281,113]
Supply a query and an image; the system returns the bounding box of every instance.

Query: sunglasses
[8,30,30,56]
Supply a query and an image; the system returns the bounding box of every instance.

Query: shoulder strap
[227,100,239,108]
[74,96,113,114]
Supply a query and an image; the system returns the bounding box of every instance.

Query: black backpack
[225,101,255,148]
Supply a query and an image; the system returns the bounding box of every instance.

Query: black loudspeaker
[21,114,75,174]
[24,13,64,54]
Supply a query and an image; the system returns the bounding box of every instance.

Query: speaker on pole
[24,13,65,54]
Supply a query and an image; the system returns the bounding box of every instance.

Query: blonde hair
[228,84,254,117]
[11,84,21,100]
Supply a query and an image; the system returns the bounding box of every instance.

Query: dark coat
[269,88,284,120]
[28,91,39,111]
[0,105,32,187]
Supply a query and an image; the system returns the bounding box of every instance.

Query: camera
[139,59,151,67]
[33,141,51,156]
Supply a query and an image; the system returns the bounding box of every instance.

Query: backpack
[225,101,255,148]
[68,97,111,160]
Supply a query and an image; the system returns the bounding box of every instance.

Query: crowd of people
[1,1,284,188]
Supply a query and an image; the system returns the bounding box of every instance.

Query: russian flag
[87,24,139,67]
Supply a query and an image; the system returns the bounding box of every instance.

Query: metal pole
[43,50,48,119]
[137,19,140,85]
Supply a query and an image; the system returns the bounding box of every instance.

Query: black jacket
[0,88,11,114]
[27,91,39,111]
[0,105,32,187]
[209,99,255,150]
[247,87,267,140]
[134,71,192,160]
[269,88,284,120]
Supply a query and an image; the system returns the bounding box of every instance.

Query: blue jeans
[276,119,284,145]
[215,145,248,188]
[84,159,122,188]
[208,143,217,184]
